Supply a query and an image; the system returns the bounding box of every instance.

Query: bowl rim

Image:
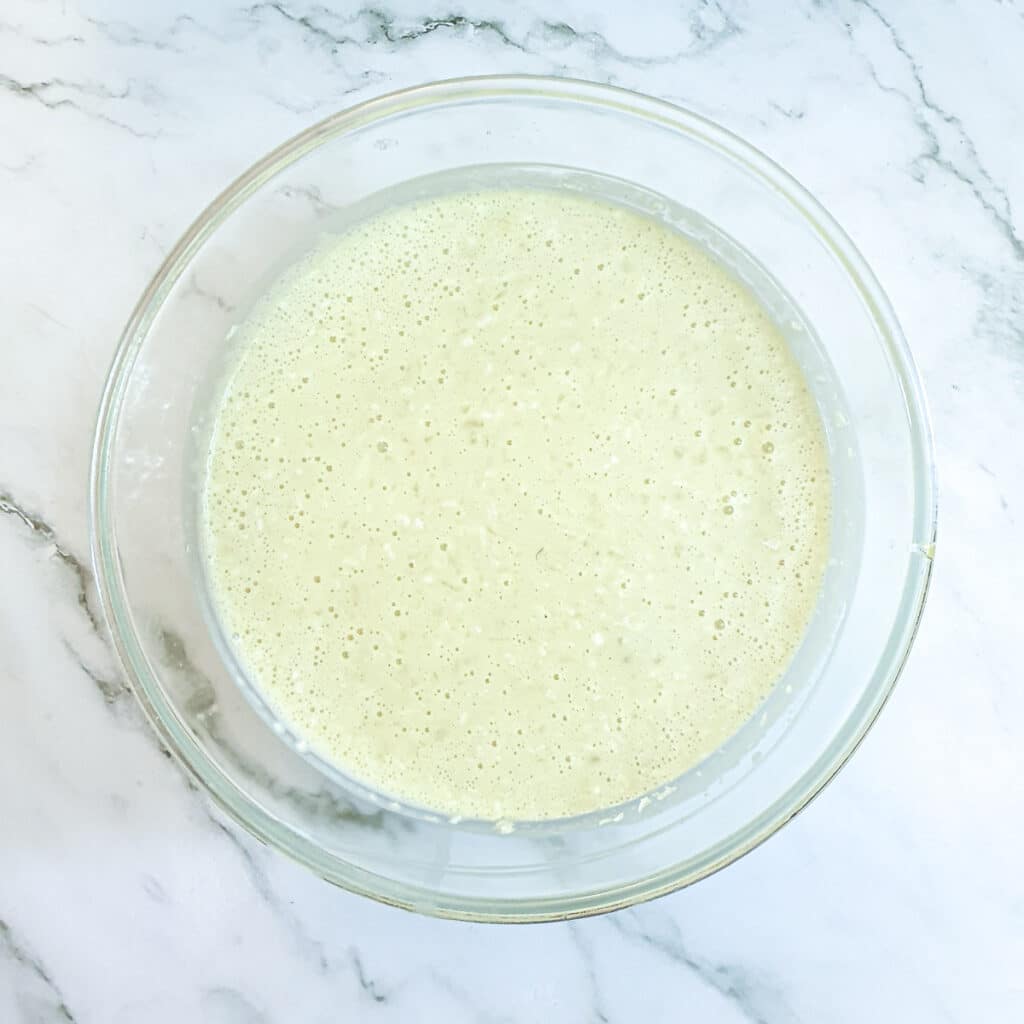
[90,73,937,923]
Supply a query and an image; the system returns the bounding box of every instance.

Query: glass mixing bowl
[90,76,936,922]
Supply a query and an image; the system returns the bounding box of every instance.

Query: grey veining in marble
[2,1,1023,1021]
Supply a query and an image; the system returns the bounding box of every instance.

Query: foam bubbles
[203,187,832,821]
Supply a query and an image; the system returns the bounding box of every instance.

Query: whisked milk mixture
[202,185,830,820]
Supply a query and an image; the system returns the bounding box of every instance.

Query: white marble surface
[2,1,1022,1020]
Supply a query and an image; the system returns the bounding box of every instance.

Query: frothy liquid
[203,187,831,821]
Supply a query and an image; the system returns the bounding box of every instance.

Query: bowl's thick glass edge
[89,74,939,923]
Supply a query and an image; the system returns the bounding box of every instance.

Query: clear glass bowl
[90,76,936,922]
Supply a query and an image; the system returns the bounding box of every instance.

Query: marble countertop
[2,1,1022,1020]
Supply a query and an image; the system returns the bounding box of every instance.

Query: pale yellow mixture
[203,188,830,820]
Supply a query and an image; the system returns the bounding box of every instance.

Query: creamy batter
[202,187,831,821]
